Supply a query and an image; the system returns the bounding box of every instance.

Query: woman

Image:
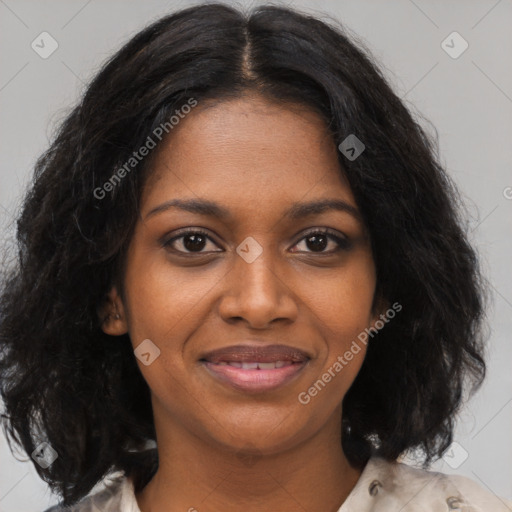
[0,3,510,511]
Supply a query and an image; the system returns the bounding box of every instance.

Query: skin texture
[101,93,384,512]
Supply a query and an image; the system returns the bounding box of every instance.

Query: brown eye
[304,233,329,252]
[163,230,221,254]
[291,229,351,254]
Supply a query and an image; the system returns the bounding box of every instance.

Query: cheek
[305,257,376,340]
[123,250,221,344]
[121,246,227,398]
[302,256,376,382]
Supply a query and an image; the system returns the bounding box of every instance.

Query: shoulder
[343,456,512,511]
[42,473,139,512]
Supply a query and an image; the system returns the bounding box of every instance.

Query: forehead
[141,94,356,218]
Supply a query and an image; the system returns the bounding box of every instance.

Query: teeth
[257,362,277,370]
[218,360,294,369]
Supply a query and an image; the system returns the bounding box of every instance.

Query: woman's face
[103,93,381,456]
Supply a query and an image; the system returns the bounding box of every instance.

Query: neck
[135,406,364,512]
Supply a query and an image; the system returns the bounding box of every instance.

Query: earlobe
[97,287,129,336]
[370,293,390,327]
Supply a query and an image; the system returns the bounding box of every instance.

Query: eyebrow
[144,198,361,222]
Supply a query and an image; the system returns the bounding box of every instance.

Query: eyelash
[162,228,351,255]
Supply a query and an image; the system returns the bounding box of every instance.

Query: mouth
[199,344,310,393]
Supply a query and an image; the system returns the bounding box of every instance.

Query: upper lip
[200,344,311,363]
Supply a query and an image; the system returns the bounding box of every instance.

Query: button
[368,480,382,496]
[446,496,463,509]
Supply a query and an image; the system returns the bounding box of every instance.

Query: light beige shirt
[44,456,512,511]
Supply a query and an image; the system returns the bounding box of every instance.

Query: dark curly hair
[0,2,487,507]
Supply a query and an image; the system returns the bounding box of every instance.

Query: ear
[370,292,390,327]
[97,286,129,336]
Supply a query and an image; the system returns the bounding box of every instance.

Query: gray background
[0,0,511,510]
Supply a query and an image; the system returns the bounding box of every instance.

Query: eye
[162,229,222,254]
[291,229,351,254]
[162,228,351,256]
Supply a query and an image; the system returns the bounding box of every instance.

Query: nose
[218,249,299,329]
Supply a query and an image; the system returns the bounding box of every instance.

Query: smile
[213,360,293,369]
[199,343,311,393]
[202,360,308,392]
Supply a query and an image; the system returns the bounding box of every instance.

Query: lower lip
[201,361,308,393]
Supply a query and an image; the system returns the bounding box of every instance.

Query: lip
[200,344,311,393]
[200,344,310,363]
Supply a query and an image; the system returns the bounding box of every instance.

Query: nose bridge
[218,237,298,326]
[234,241,282,300]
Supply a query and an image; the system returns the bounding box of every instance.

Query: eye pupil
[306,234,328,252]
[184,234,206,252]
